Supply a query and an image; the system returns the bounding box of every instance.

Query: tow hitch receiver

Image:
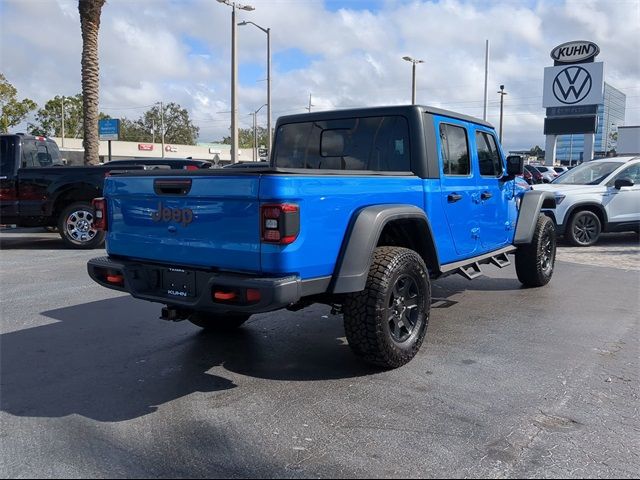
[160,306,192,322]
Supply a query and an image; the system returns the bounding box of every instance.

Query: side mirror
[614,178,634,189]
[506,155,524,177]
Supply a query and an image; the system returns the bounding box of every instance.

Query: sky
[1,0,639,152]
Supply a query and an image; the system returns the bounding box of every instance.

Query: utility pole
[483,40,490,121]
[159,101,165,158]
[306,93,314,113]
[61,96,65,148]
[218,0,255,163]
[497,85,507,143]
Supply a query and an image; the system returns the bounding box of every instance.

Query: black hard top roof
[276,105,494,129]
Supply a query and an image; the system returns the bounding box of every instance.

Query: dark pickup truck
[0,134,209,248]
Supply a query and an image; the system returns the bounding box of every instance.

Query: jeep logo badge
[550,41,599,64]
[151,201,193,227]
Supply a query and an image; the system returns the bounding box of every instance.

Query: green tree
[0,73,37,133]
[119,117,151,143]
[28,94,110,138]
[528,145,544,158]
[119,103,199,145]
[79,0,106,164]
[29,94,83,137]
[220,126,268,149]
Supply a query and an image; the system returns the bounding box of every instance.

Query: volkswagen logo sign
[552,66,592,105]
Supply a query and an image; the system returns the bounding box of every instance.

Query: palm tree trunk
[78,0,105,165]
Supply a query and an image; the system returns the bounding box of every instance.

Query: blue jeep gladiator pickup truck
[87,105,556,368]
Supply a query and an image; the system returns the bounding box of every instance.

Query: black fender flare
[331,204,439,294]
[514,190,556,244]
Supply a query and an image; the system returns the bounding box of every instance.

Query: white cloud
[1,0,638,150]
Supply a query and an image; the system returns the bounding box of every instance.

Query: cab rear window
[273,115,411,172]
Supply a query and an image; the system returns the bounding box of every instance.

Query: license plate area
[162,268,196,298]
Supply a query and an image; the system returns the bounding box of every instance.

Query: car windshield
[536,166,549,172]
[553,161,623,185]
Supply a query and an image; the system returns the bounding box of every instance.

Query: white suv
[533,156,640,246]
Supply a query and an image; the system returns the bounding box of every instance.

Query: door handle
[448,193,463,203]
[481,191,493,200]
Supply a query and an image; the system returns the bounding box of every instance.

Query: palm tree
[78,0,106,165]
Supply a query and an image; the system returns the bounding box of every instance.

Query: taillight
[185,165,199,171]
[261,203,300,244]
[92,197,107,231]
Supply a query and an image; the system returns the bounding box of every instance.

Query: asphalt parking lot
[1,229,638,478]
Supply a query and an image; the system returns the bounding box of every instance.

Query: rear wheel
[566,210,601,246]
[515,214,556,287]
[188,312,250,331]
[58,202,105,249]
[343,247,430,369]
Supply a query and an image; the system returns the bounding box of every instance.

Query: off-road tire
[188,312,251,331]
[343,246,431,369]
[58,202,105,249]
[515,214,556,287]
[566,210,601,247]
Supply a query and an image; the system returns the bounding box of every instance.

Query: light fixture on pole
[238,20,271,156]
[217,0,255,163]
[402,56,424,105]
[497,84,507,143]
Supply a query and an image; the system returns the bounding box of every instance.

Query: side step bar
[439,246,516,280]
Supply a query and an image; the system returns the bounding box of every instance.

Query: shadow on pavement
[0,228,69,250]
[0,296,375,422]
[558,231,640,247]
[0,271,538,423]
[0,236,67,250]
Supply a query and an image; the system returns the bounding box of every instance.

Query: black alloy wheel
[387,274,421,343]
[567,210,601,247]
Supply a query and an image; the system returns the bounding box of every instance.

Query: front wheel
[566,210,601,246]
[58,202,105,249]
[515,214,556,287]
[343,247,431,369]
[188,312,251,331]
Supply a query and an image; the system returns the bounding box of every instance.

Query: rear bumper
[87,256,303,314]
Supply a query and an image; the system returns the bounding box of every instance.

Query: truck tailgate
[105,175,261,272]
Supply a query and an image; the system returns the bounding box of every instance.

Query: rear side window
[475,131,503,177]
[439,123,470,176]
[273,115,411,171]
[36,144,53,166]
[45,140,63,165]
[1,136,17,174]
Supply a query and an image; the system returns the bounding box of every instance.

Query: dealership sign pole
[542,40,603,165]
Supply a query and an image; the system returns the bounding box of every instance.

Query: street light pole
[159,101,165,158]
[251,103,267,161]
[402,56,424,105]
[61,96,65,148]
[497,84,507,143]
[218,0,255,163]
[238,20,271,155]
